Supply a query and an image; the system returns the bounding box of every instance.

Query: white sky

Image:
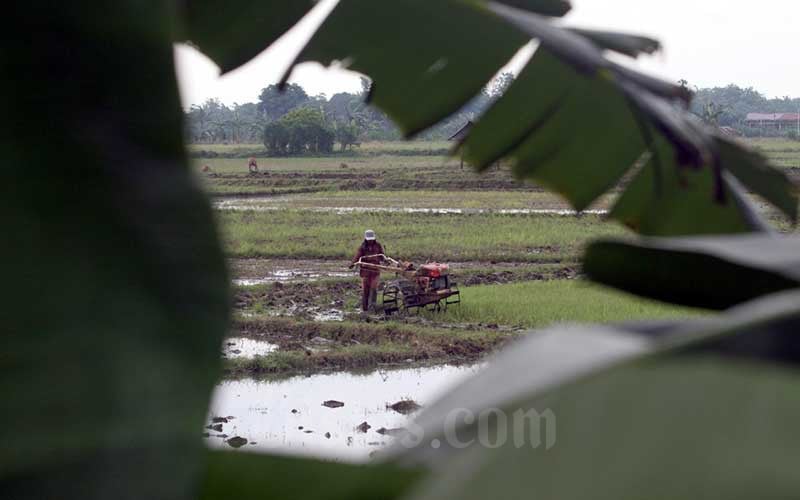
[175,0,800,108]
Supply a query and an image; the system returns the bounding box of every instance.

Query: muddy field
[193,140,743,458]
[224,258,577,374]
[230,258,576,288]
[229,259,576,324]
[193,142,768,380]
[198,156,537,196]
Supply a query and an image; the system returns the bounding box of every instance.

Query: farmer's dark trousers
[361,274,379,311]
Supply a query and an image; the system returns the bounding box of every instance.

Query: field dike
[223,316,517,376]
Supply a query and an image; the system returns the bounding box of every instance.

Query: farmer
[248,157,259,173]
[350,229,384,312]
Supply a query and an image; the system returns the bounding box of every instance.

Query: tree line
[183,75,514,154]
[687,82,800,137]
[184,78,799,152]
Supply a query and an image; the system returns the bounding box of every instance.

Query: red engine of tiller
[418,263,449,278]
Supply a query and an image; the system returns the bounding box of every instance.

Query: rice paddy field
[195,138,798,376]
[748,138,800,169]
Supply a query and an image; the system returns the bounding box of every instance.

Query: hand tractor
[352,254,461,315]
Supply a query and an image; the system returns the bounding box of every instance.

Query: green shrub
[262,108,335,155]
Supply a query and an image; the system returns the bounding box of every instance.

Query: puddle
[204,363,484,461]
[312,309,345,322]
[317,207,608,215]
[234,269,352,286]
[222,337,278,359]
[267,303,346,322]
[215,199,607,216]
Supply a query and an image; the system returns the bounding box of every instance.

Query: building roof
[745,113,800,122]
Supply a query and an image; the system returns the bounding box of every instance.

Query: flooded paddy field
[192,141,722,462]
[222,271,701,376]
[203,143,718,379]
[204,363,484,461]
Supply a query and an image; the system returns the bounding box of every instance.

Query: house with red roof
[744,113,800,130]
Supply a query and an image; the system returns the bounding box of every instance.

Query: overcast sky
[175,0,800,108]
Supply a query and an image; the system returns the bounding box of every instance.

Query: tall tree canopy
[257,83,310,121]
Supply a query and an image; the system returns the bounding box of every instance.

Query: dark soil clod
[226,436,248,448]
[356,421,371,433]
[387,399,422,415]
[376,427,407,437]
[322,400,345,408]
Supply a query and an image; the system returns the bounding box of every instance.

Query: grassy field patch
[219,210,626,262]
[745,138,800,169]
[436,279,705,328]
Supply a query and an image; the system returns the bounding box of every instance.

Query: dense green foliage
[258,83,311,121]
[186,81,800,146]
[185,74,515,147]
[689,83,800,136]
[186,98,264,143]
[263,107,335,155]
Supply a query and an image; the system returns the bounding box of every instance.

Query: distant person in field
[350,230,384,312]
[248,157,259,173]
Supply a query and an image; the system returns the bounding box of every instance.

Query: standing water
[205,364,484,462]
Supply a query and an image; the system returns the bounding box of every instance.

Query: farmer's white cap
[364,229,376,241]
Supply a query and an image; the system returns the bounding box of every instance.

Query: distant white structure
[744,113,800,130]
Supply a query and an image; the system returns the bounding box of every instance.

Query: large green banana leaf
[388,289,800,500]
[3,3,228,498]
[585,234,800,309]
[5,1,800,499]
[184,0,797,234]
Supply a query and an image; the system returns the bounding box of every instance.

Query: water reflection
[233,269,352,286]
[221,337,278,359]
[205,364,484,462]
[215,200,607,217]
